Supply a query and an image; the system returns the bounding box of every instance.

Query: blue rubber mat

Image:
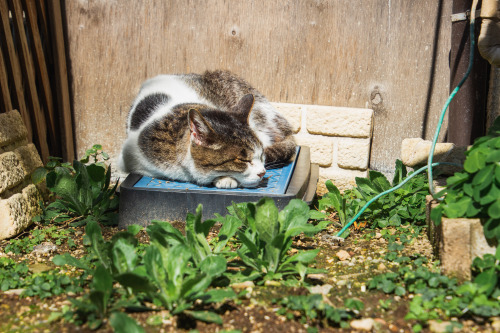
[133,147,300,194]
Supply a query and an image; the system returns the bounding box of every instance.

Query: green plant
[432,117,500,242]
[0,257,84,299]
[274,294,364,328]
[54,213,234,329]
[313,160,428,230]
[4,226,76,254]
[227,198,324,281]
[32,144,119,226]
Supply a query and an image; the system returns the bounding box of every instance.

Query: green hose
[428,11,476,199]
[334,10,477,238]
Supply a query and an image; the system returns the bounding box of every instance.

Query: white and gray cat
[118,70,296,189]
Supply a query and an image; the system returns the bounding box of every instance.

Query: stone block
[401,138,467,174]
[306,106,373,138]
[337,138,370,170]
[0,110,28,149]
[318,167,367,191]
[0,151,25,194]
[440,217,472,280]
[14,144,43,176]
[295,135,333,167]
[0,184,42,240]
[426,196,498,280]
[470,219,498,259]
[272,102,302,133]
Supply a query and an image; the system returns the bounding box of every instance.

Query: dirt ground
[0,221,497,333]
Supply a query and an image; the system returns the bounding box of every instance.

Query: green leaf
[254,198,279,244]
[369,170,392,192]
[282,249,320,267]
[473,268,498,296]
[31,167,48,185]
[52,253,90,270]
[392,160,407,186]
[201,288,236,303]
[464,149,487,173]
[200,255,227,277]
[488,199,500,219]
[185,310,222,325]
[127,225,143,236]
[213,215,242,253]
[109,312,145,333]
[115,272,155,293]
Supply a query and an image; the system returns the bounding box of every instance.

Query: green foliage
[275,294,363,328]
[432,117,500,242]
[314,160,428,229]
[225,198,323,280]
[369,236,500,327]
[0,257,84,298]
[32,144,119,226]
[53,213,233,329]
[4,226,75,254]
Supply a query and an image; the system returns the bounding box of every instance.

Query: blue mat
[133,147,300,195]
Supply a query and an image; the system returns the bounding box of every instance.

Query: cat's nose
[258,170,266,178]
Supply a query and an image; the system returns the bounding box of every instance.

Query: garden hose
[428,0,478,199]
[335,1,478,238]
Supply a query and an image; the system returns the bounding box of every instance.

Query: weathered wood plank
[8,0,49,161]
[47,0,74,161]
[0,0,31,138]
[64,0,452,173]
[23,0,57,145]
[0,42,12,113]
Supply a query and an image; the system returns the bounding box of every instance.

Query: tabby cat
[118,70,296,189]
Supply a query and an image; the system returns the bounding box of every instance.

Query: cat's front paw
[214,177,238,189]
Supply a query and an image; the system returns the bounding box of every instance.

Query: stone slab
[337,138,370,170]
[426,196,498,280]
[0,184,42,240]
[0,110,28,149]
[295,134,333,167]
[306,106,372,138]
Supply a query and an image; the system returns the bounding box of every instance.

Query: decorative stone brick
[440,217,473,280]
[306,106,373,138]
[0,152,25,193]
[14,144,44,177]
[295,134,333,167]
[337,138,370,170]
[401,138,467,174]
[318,167,367,191]
[0,110,44,240]
[272,102,302,133]
[0,110,28,149]
[0,184,42,240]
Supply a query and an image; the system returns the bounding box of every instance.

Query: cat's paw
[214,177,238,189]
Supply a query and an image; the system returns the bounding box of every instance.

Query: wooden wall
[64,0,451,174]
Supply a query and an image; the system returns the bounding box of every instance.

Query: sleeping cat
[118,70,296,189]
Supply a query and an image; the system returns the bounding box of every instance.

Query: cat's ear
[232,94,254,123]
[189,109,215,146]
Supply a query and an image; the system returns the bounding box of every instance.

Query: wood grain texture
[48,0,75,161]
[0,0,31,139]
[64,0,452,173]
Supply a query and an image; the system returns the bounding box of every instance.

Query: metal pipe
[478,0,500,65]
[448,0,490,146]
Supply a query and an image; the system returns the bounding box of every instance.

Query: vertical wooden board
[48,0,75,161]
[9,0,49,161]
[64,0,451,173]
[0,0,31,137]
[0,46,12,113]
